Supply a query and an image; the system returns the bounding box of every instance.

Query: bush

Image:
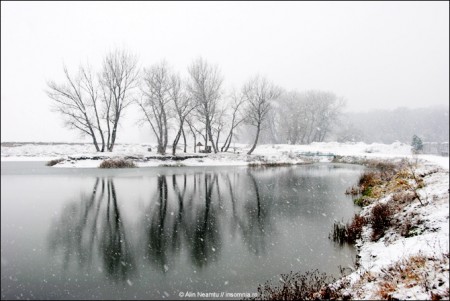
[358,171,380,195]
[46,158,64,166]
[346,214,367,243]
[249,270,336,300]
[392,191,416,204]
[331,214,367,244]
[353,197,366,207]
[99,159,136,168]
[370,203,393,241]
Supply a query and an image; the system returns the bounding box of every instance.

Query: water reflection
[48,170,274,280]
[46,165,360,289]
[48,177,136,281]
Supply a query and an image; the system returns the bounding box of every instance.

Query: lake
[1,162,363,300]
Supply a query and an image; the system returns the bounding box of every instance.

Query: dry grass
[331,214,367,244]
[375,253,449,300]
[99,159,136,168]
[248,162,294,167]
[348,159,425,208]
[46,158,64,166]
[392,190,416,204]
[248,270,336,300]
[377,281,397,299]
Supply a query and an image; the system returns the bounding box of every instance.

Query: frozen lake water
[1,162,363,299]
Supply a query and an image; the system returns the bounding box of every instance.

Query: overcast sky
[1,1,449,143]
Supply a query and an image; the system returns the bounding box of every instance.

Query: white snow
[331,162,449,300]
[2,141,448,170]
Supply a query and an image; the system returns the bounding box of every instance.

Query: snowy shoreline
[2,141,448,170]
[1,141,449,299]
[326,157,449,300]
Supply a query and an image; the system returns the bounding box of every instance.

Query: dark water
[1,162,363,300]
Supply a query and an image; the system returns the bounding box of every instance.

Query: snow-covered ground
[2,141,448,170]
[331,163,449,300]
[1,141,448,299]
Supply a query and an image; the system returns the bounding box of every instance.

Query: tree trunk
[193,135,197,153]
[207,121,217,153]
[182,128,187,153]
[224,132,233,152]
[215,130,220,152]
[108,119,118,151]
[172,128,182,156]
[247,124,261,155]
[162,109,168,155]
[91,133,100,152]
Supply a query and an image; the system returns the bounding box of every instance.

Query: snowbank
[330,162,449,300]
[2,141,447,170]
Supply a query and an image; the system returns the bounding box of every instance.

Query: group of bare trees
[268,90,345,144]
[48,49,345,155]
[47,50,139,152]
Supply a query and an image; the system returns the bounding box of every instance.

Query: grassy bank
[251,158,449,300]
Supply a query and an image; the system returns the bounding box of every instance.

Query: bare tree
[212,106,227,152]
[221,90,246,152]
[47,65,105,151]
[136,61,173,155]
[185,116,199,153]
[100,49,139,151]
[243,75,281,155]
[187,57,223,153]
[269,90,345,144]
[313,91,345,142]
[276,91,307,144]
[170,74,197,155]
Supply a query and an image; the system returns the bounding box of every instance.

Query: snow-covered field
[2,141,448,169]
[1,141,449,299]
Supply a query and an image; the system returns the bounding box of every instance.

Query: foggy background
[1,2,449,144]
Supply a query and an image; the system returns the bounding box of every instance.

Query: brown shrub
[377,281,397,299]
[46,158,64,166]
[99,159,136,168]
[392,191,416,204]
[359,171,380,188]
[346,214,367,243]
[249,270,336,300]
[331,214,367,244]
[370,203,393,241]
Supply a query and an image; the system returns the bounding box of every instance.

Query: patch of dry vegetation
[248,270,337,300]
[99,158,136,168]
[375,253,449,300]
[248,161,294,167]
[331,214,367,244]
[46,158,64,166]
[333,159,427,244]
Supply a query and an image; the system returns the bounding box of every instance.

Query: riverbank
[2,141,447,169]
[322,158,449,300]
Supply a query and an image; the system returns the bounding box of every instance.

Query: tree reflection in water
[48,177,136,281]
[49,169,271,281]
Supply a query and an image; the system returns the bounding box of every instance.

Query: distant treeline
[236,105,449,145]
[339,106,449,144]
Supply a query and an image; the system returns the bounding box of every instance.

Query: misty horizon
[1,2,449,143]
